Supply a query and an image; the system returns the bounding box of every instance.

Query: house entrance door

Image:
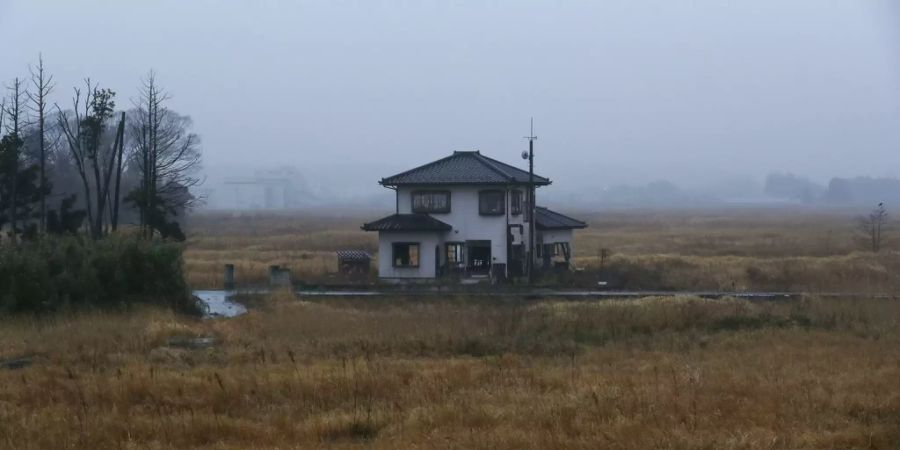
[466,240,491,274]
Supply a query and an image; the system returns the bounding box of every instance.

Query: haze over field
[3,1,900,207]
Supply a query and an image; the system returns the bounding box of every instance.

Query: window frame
[478,190,506,216]
[510,190,523,215]
[392,242,421,268]
[445,242,465,266]
[411,190,451,214]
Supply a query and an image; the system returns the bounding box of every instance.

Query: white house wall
[540,229,573,245]
[377,231,443,278]
[396,185,532,266]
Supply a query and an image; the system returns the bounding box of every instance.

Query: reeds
[183,208,900,291]
[1,295,898,449]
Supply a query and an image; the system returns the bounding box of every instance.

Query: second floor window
[479,190,505,215]
[411,190,450,213]
[511,190,523,215]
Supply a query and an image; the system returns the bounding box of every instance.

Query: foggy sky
[3,0,900,195]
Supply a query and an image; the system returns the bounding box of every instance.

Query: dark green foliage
[0,235,200,315]
[0,133,52,234]
[0,134,50,235]
[46,194,86,235]
[125,188,186,241]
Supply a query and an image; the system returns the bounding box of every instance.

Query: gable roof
[362,214,453,232]
[535,206,587,230]
[380,151,551,186]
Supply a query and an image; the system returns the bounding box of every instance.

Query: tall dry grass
[1,295,899,449]
[184,208,900,291]
[185,212,377,287]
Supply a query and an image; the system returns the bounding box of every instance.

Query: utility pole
[524,118,537,284]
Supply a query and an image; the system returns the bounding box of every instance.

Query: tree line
[0,56,200,242]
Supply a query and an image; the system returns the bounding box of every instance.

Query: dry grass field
[184,208,900,292]
[3,208,898,449]
[184,212,376,288]
[1,294,899,449]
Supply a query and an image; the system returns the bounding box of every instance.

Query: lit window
[446,243,464,265]
[392,243,420,267]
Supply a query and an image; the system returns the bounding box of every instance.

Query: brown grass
[185,208,900,292]
[184,212,377,288]
[1,295,899,449]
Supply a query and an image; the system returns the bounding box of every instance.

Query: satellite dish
[521,151,529,160]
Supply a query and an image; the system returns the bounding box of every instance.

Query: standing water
[193,290,247,318]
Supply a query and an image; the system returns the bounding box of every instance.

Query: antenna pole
[525,118,538,285]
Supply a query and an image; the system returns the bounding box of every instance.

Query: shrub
[0,235,200,314]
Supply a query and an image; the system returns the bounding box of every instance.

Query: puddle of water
[166,336,217,349]
[0,356,33,370]
[193,290,247,318]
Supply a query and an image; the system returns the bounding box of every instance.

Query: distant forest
[544,173,900,209]
[764,173,900,206]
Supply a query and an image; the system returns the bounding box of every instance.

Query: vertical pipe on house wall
[505,186,510,280]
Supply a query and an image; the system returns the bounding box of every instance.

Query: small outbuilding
[336,250,372,275]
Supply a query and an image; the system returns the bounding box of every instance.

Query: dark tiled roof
[380,151,551,186]
[535,207,587,230]
[362,214,453,232]
[336,250,372,261]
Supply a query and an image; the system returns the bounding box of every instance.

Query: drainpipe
[505,186,510,280]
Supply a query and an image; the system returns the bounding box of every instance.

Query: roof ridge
[380,150,551,186]
[379,153,461,185]
[535,206,587,228]
[472,152,515,181]
[480,153,550,183]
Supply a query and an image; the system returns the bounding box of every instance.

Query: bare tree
[56,80,121,239]
[3,78,28,237]
[858,202,888,253]
[128,72,201,240]
[104,112,125,232]
[27,54,54,232]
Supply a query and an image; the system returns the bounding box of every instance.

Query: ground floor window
[392,242,420,267]
[446,242,464,266]
[539,242,571,261]
[544,243,560,257]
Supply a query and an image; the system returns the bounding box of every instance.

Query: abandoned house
[362,150,587,281]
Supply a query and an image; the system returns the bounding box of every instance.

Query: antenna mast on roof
[524,118,538,284]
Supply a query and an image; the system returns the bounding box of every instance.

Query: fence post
[224,264,235,290]
[269,265,292,287]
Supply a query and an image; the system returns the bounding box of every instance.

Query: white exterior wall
[540,229,573,245]
[536,228,575,269]
[377,231,443,278]
[395,185,532,266]
[375,185,540,278]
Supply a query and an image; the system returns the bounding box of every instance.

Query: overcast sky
[2,0,900,193]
